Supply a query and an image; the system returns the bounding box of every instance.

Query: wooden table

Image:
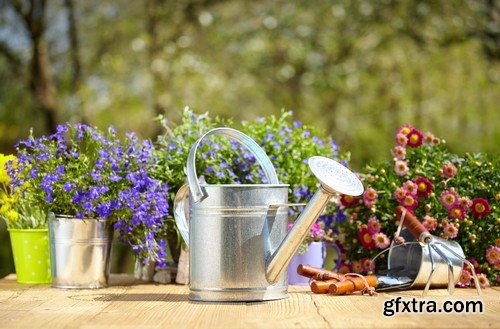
[0,274,498,328]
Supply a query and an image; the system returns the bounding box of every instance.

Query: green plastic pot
[8,229,51,284]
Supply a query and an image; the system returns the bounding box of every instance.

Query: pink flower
[363,188,378,208]
[360,257,375,272]
[392,146,406,160]
[406,128,424,148]
[402,180,418,195]
[367,217,381,234]
[397,124,414,136]
[440,190,459,210]
[340,194,358,207]
[470,198,491,218]
[373,232,390,249]
[423,131,435,144]
[441,161,457,178]
[364,188,378,202]
[443,223,458,239]
[448,205,467,221]
[476,274,490,289]
[310,223,326,240]
[486,246,500,265]
[414,176,433,198]
[459,197,472,208]
[394,160,409,176]
[395,133,408,146]
[352,260,363,273]
[457,269,471,287]
[422,215,438,231]
[401,193,418,209]
[394,187,406,202]
[337,263,352,274]
[358,227,375,250]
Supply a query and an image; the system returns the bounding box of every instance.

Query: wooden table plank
[0,275,498,329]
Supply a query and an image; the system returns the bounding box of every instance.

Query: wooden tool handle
[310,278,341,294]
[328,275,378,295]
[395,205,428,239]
[297,264,343,281]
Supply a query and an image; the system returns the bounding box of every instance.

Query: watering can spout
[266,156,364,284]
[266,186,334,284]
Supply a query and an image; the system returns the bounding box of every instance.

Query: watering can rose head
[8,123,171,267]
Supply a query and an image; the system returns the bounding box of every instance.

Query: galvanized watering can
[174,128,364,301]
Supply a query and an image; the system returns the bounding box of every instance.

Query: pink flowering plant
[337,124,499,287]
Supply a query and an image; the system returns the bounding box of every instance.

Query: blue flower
[90,170,102,181]
[63,181,75,193]
[29,167,38,179]
[72,190,86,204]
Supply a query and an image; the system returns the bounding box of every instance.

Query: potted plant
[9,123,171,288]
[1,154,50,284]
[336,124,499,288]
[153,109,350,284]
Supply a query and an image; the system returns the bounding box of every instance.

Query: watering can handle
[174,184,190,245]
[187,127,279,203]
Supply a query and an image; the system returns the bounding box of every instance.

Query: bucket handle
[186,127,279,203]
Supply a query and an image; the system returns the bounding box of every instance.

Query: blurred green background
[0,0,498,277]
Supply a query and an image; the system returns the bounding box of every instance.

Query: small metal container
[388,229,464,289]
[49,214,113,289]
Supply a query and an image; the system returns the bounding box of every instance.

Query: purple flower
[63,181,75,193]
[265,132,275,141]
[56,165,65,176]
[72,190,85,204]
[29,167,38,179]
[90,170,102,181]
[293,121,303,128]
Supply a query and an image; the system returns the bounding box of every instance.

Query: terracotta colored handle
[310,278,342,294]
[297,264,343,281]
[395,206,428,239]
[328,275,378,295]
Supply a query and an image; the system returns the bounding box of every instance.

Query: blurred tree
[1,0,58,133]
[0,0,498,275]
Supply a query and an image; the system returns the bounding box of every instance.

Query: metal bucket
[388,229,464,289]
[49,214,113,289]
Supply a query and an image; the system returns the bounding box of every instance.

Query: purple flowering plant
[337,124,499,287]
[154,109,350,253]
[9,123,171,266]
[240,112,350,252]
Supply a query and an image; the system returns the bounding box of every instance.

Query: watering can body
[183,184,290,301]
